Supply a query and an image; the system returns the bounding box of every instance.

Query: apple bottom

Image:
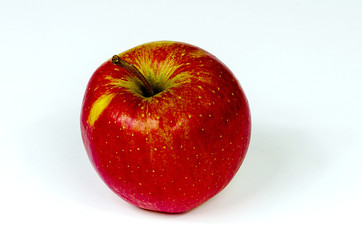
[98,152,246,214]
[85,119,249,213]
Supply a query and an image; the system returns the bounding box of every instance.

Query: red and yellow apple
[80,41,251,213]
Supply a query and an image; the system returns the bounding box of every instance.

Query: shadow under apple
[188,123,326,219]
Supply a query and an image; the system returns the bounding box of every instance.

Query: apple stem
[111,55,154,97]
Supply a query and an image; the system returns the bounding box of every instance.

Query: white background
[1,0,361,239]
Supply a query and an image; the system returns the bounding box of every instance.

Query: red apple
[80,41,251,213]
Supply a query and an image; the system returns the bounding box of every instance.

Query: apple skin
[80,41,251,213]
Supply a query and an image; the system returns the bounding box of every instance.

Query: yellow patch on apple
[87,93,116,127]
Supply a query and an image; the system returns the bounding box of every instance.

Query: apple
[80,41,251,213]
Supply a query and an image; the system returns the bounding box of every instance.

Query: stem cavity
[111,55,154,97]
